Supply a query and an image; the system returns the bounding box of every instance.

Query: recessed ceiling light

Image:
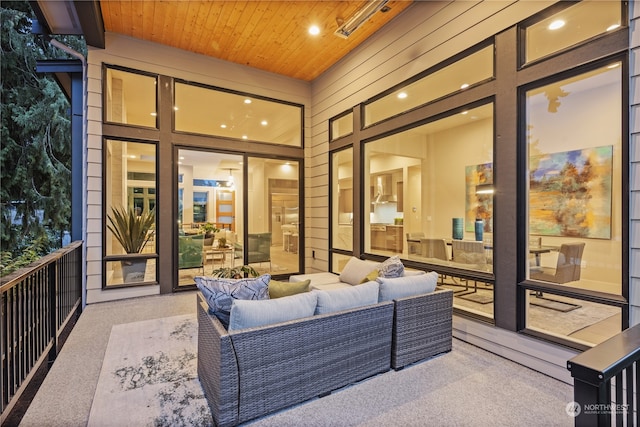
[173,106,179,111]
[397,92,407,99]
[244,99,252,104]
[220,124,227,129]
[179,156,185,160]
[150,112,157,116]
[242,135,248,140]
[548,20,565,30]
[309,25,320,36]
[606,24,620,32]
[261,120,268,126]
[460,83,469,89]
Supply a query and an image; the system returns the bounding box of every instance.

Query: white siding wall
[630,0,640,326]
[85,33,311,304]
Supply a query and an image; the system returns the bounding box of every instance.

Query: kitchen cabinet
[370,225,403,252]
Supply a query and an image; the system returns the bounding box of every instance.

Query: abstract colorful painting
[465,163,493,233]
[529,145,612,239]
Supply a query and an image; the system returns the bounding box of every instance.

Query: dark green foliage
[107,206,156,254]
[1,1,86,274]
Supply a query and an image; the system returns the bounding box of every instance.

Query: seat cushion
[195,274,271,328]
[229,291,317,331]
[290,272,341,286]
[377,271,438,301]
[314,281,380,315]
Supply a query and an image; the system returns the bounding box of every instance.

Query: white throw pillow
[339,257,379,286]
[314,281,380,315]
[228,291,318,331]
[377,271,438,301]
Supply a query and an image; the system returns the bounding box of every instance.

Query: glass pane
[364,103,494,320]
[331,253,354,275]
[105,68,157,127]
[331,111,353,140]
[247,158,301,277]
[364,45,493,126]
[105,139,157,287]
[332,148,354,252]
[177,150,243,286]
[526,291,621,346]
[175,82,302,146]
[526,62,622,297]
[525,1,622,63]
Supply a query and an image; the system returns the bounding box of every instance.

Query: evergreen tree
[1,0,86,274]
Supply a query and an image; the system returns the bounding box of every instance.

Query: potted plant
[106,206,155,282]
[211,264,258,279]
[201,222,220,239]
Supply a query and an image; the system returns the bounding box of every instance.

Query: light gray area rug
[88,314,212,426]
[87,311,573,427]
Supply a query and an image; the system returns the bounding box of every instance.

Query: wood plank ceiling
[99,1,413,81]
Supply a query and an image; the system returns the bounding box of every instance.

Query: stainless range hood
[373,175,397,204]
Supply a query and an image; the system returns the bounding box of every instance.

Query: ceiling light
[335,0,390,39]
[173,106,179,111]
[548,20,565,30]
[461,111,468,115]
[179,156,185,160]
[150,112,157,116]
[397,92,407,99]
[242,135,248,140]
[220,124,227,129]
[309,25,320,36]
[606,24,620,32]
[261,120,268,126]
[460,83,469,89]
[244,99,252,104]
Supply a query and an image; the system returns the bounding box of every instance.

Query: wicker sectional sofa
[197,293,395,427]
[197,279,453,426]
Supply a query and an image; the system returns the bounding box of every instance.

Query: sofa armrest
[196,293,239,427]
[391,288,453,369]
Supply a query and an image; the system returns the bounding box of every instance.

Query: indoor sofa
[197,291,394,427]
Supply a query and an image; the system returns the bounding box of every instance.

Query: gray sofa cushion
[195,274,270,328]
[377,271,438,301]
[229,291,318,330]
[314,281,380,314]
[339,257,379,286]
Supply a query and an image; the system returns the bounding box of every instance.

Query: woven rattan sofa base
[197,293,394,427]
[391,288,454,370]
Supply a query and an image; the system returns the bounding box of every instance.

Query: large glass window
[105,67,157,128]
[363,44,494,126]
[332,148,354,252]
[104,139,157,287]
[174,82,303,146]
[525,61,623,345]
[247,157,301,277]
[363,103,495,318]
[523,1,622,64]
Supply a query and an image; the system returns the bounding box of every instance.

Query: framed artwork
[465,163,493,233]
[529,145,612,239]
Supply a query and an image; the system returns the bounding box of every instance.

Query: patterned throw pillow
[195,274,270,328]
[378,255,405,278]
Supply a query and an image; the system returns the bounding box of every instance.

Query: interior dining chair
[406,232,426,255]
[420,238,449,284]
[450,240,488,296]
[530,242,585,284]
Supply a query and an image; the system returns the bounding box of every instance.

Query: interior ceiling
[99,0,413,82]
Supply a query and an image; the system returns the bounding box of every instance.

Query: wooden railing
[567,323,640,426]
[0,241,83,422]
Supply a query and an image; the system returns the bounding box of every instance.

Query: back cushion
[269,279,310,298]
[229,292,318,331]
[195,274,270,328]
[314,281,380,315]
[339,257,379,286]
[377,272,438,301]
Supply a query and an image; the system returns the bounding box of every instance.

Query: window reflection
[332,148,354,252]
[105,68,157,128]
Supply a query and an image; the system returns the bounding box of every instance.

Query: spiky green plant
[106,206,155,253]
[211,264,259,279]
